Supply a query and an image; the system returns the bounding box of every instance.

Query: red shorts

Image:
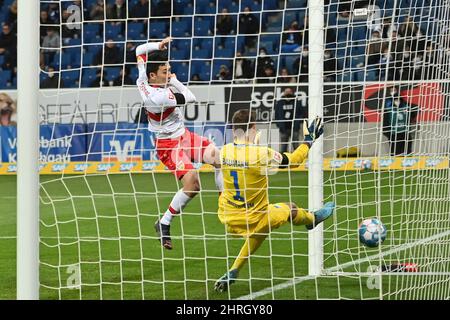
[156,129,212,180]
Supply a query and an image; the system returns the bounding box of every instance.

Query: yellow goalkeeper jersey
[218,140,290,225]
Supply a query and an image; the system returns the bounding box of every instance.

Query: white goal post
[308,0,325,276]
[15,0,450,300]
[17,0,40,300]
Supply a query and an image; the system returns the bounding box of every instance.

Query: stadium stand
[0,0,441,89]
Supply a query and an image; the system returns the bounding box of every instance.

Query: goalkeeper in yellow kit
[214,109,335,292]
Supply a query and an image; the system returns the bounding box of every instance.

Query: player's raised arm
[280,117,324,168]
[135,37,171,83]
[168,74,197,104]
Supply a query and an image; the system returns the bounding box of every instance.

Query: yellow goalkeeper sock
[230,234,267,272]
[292,207,314,226]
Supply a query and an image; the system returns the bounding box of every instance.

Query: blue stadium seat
[223,37,236,49]
[218,0,238,13]
[263,0,278,10]
[0,70,11,80]
[199,64,211,81]
[214,48,234,58]
[172,39,191,53]
[197,38,213,50]
[190,61,210,81]
[192,46,212,59]
[286,0,307,8]
[349,56,365,69]
[0,55,5,66]
[337,27,348,42]
[354,71,366,82]
[182,3,194,15]
[336,71,353,82]
[336,56,346,71]
[366,70,378,81]
[104,67,122,82]
[83,52,95,66]
[67,38,82,46]
[172,20,191,37]
[0,70,12,88]
[350,42,366,56]
[130,68,139,81]
[172,62,190,82]
[284,11,299,28]
[150,21,168,38]
[250,1,262,12]
[170,49,190,60]
[194,19,213,36]
[173,0,190,15]
[61,70,80,88]
[259,40,276,54]
[65,47,82,67]
[240,0,256,10]
[105,23,123,41]
[195,0,211,14]
[85,44,103,56]
[236,36,246,52]
[127,22,145,40]
[190,60,205,75]
[282,55,299,74]
[81,68,99,87]
[351,25,367,41]
[83,23,103,44]
[261,34,280,51]
[40,72,49,84]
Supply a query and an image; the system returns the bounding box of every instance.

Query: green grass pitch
[1,170,449,299]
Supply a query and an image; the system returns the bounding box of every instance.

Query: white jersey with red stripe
[136,43,193,139]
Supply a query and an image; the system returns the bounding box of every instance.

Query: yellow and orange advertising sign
[0,156,447,175]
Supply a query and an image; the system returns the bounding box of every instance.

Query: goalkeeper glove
[303,117,324,145]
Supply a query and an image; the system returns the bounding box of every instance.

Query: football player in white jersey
[136,37,223,250]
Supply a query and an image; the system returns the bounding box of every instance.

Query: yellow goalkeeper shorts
[223,203,291,237]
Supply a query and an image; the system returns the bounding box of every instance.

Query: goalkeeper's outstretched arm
[280,117,324,168]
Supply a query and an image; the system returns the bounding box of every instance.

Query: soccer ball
[361,159,372,170]
[358,218,387,247]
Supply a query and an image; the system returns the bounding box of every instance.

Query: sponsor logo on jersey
[176,160,185,170]
[119,162,137,172]
[273,151,283,164]
[401,158,418,168]
[102,133,143,162]
[137,55,145,64]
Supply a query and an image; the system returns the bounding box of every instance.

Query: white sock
[159,190,192,225]
[215,168,224,192]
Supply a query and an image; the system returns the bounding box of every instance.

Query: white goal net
[35,0,450,300]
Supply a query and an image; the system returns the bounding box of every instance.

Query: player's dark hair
[232,109,256,133]
[146,50,168,75]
